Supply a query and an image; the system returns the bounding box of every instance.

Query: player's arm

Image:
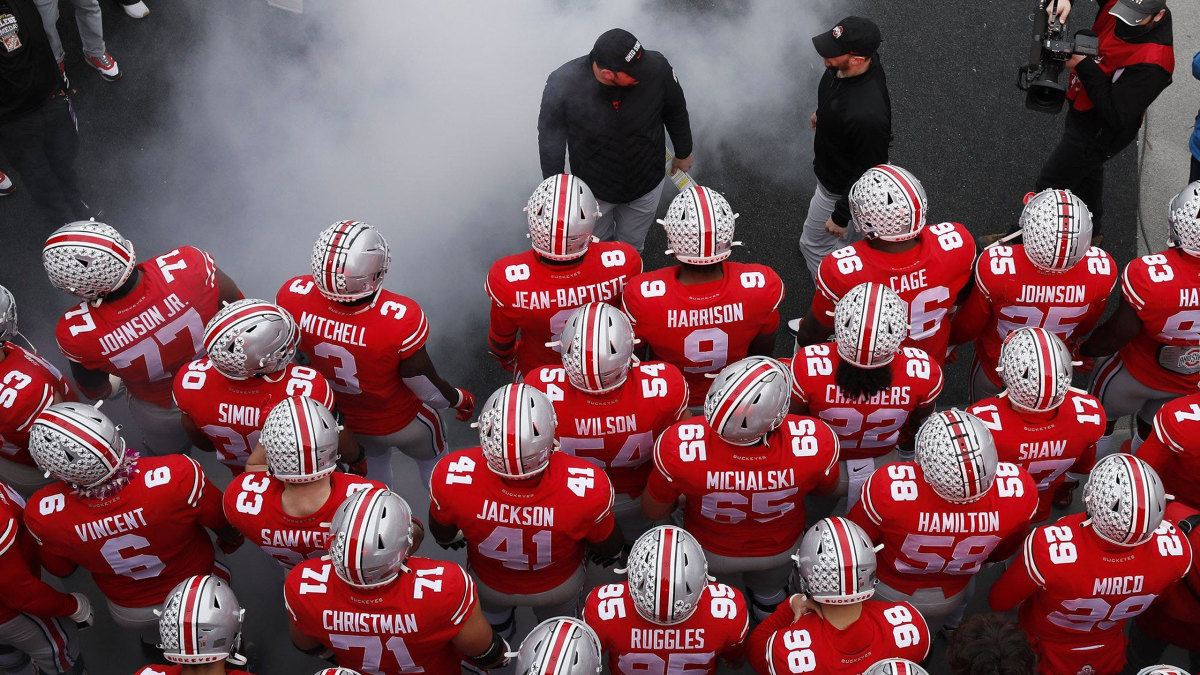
[68,362,114,401]
[901,404,937,453]
[0,549,84,620]
[746,603,796,675]
[1135,432,1172,476]
[452,604,511,670]
[188,461,244,552]
[748,329,776,359]
[487,302,519,373]
[179,413,216,453]
[1079,296,1141,358]
[427,506,463,549]
[948,283,991,346]
[399,347,475,421]
[214,267,244,306]
[587,520,625,564]
[793,307,833,348]
[844,477,884,542]
[287,618,332,659]
[987,543,1041,612]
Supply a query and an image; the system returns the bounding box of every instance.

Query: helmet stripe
[504,386,522,476]
[656,527,676,622]
[876,165,923,233]
[553,175,572,258]
[205,303,278,348]
[39,408,123,471]
[944,411,982,499]
[582,305,604,391]
[538,621,574,675]
[1052,190,1076,268]
[343,491,380,586]
[1124,456,1149,544]
[856,284,883,367]
[828,517,859,597]
[692,187,716,260]
[322,221,360,295]
[710,361,777,437]
[45,232,133,264]
[291,399,315,476]
[1033,329,1055,410]
[179,575,209,657]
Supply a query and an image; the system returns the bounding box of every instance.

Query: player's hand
[105,374,126,401]
[824,218,847,238]
[344,457,369,477]
[810,112,818,130]
[789,594,823,621]
[1047,0,1071,23]
[217,532,245,555]
[1065,53,1086,70]
[489,348,517,374]
[672,154,693,174]
[945,346,959,365]
[587,549,623,568]
[453,388,476,422]
[1070,345,1095,373]
[69,592,94,629]
[436,531,467,551]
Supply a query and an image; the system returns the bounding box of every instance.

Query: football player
[0,480,92,675]
[23,403,241,645]
[790,282,942,507]
[174,299,347,475]
[968,328,1104,520]
[1135,390,1200,510]
[622,185,783,407]
[1124,501,1200,673]
[0,285,77,497]
[848,409,1037,632]
[487,174,641,378]
[952,189,1115,402]
[44,221,243,455]
[527,303,689,541]
[286,488,510,673]
[278,220,475,488]
[642,356,840,620]
[513,617,603,675]
[1082,182,1200,456]
[989,454,1192,675]
[583,526,749,674]
[428,384,623,638]
[944,613,1037,675]
[224,397,386,570]
[747,517,930,675]
[791,165,975,368]
[133,574,251,675]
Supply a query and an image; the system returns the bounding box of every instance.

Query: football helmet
[793,517,877,605]
[1168,181,1200,256]
[42,221,137,302]
[202,299,300,379]
[311,220,390,302]
[328,488,414,588]
[159,575,244,665]
[997,327,1073,412]
[834,282,909,369]
[1084,453,1167,547]
[559,303,635,394]
[315,670,363,675]
[1019,189,1093,272]
[1136,667,1190,675]
[848,165,928,242]
[704,356,791,445]
[262,397,340,484]
[0,285,16,344]
[526,174,601,261]
[625,526,709,625]
[863,660,930,675]
[514,617,603,675]
[659,186,739,265]
[477,384,557,479]
[28,402,125,489]
[915,409,998,504]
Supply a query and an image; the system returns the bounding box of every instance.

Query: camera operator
[1035,0,1173,242]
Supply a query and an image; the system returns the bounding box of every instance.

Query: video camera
[1017,0,1099,113]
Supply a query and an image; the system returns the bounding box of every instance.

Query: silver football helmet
[659,186,739,265]
[262,397,339,484]
[328,488,415,588]
[28,402,126,489]
[834,282,909,369]
[915,409,998,504]
[159,575,244,665]
[849,165,928,242]
[1084,453,1167,547]
[625,526,709,625]
[514,617,603,675]
[526,174,601,261]
[997,327,1073,412]
[1019,189,1094,272]
[1168,181,1200,257]
[793,517,877,605]
[43,221,137,302]
[559,303,635,394]
[478,384,557,479]
[0,285,16,344]
[1136,667,1190,675]
[311,220,391,302]
[202,299,300,379]
[863,660,930,675]
[314,670,364,675]
[704,356,791,445]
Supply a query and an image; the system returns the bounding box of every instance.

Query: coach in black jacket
[538,28,693,252]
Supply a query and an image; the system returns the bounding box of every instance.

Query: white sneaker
[0,171,13,197]
[787,318,801,336]
[123,1,149,18]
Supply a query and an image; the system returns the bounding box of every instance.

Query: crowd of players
[1,167,1200,675]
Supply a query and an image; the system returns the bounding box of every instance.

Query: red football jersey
[486,243,641,377]
[1131,502,1200,652]
[1138,392,1200,511]
[526,361,688,497]
[813,222,975,363]
[583,582,748,675]
[645,416,840,557]
[969,391,1104,521]
[285,556,477,675]
[0,343,74,467]
[133,667,251,675]
[173,359,335,470]
[848,461,1037,595]
[621,262,784,407]
[429,448,615,594]
[1117,249,1200,393]
[55,247,221,409]
[276,277,430,437]
[223,471,385,569]
[748,600,930,675]
[790,344,943,460]
[0,483,77,624]
[23,455,225,608]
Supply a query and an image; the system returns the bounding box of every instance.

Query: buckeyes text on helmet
[834,282,909,369]
[311,220,391,303]
[624,525,710,625]
[1083,453,1167,547]
[158,574,244,665]
[42,221,137,302]
[477,384,558,479]
[704,356,792,445]
[848,165,928,242]
[514,617,603,675]
[28,402,126,489]
[559,303,636,394]
[997,327,1073,412]
[914,409,998,504]
[1019,189,1093,272]
[328,488,415,588]
[202,299,300,379]
[793,517,878,605]
[526,174,601,261]
[659,185,739,265]
[1168,180,1200,256]
[262,397,340,484]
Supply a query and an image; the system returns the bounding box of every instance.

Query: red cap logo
[832,25,844,38]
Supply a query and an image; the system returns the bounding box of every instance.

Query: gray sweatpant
[33,0,108,62]
[595,180,666,254]
[799,181,861,281]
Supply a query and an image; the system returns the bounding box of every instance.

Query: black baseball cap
[812,16,882,57]
[591,28,647,75]
[1108,0,1167,25]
